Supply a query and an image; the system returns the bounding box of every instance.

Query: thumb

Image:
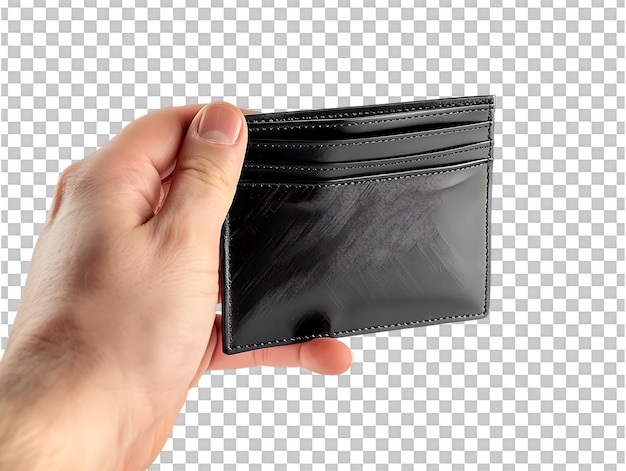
[155,102,248,241]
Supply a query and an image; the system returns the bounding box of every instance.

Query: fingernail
[197,104,242,144]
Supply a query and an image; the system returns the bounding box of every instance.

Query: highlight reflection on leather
[221,96,495,354]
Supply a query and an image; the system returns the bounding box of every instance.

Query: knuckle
[49,161,86,217]
[58,161,83,187]
[179,154,235,196]
[59,160,95,199]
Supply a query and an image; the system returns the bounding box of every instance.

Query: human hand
[0,103,352,471]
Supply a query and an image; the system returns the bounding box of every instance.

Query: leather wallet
[221,95,495,354]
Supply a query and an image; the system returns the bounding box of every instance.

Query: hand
[0,103,352,471]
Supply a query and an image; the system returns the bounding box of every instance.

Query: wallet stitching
[248,108,490,131]
[249,124,489,148]
[243,145,490,172]
[246,97,494,123]
[483,101,494,316]
[225,312,487,351]
[240,160,489,188]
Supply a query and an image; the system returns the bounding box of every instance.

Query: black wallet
[221,96,495,354]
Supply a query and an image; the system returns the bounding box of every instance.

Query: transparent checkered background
[2,2,624,469]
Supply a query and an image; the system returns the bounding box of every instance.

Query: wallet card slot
[245,122,490,164]
[248,104,492,141]
[222,158,492,353]
[240,157,491,185]
[241,141,491,182]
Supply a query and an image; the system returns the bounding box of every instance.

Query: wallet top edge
[245,95,495,124]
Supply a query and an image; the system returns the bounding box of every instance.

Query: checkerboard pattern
[2,2,624,469]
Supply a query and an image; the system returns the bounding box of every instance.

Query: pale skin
[0,103,353,470]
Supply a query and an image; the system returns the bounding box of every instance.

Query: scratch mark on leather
[224,161,492,352]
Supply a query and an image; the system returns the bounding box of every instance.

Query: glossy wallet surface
[221,96,495,354]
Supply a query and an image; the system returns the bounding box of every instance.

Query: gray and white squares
[1,2,624,470]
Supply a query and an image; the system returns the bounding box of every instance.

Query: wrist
[0,352,124,471]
